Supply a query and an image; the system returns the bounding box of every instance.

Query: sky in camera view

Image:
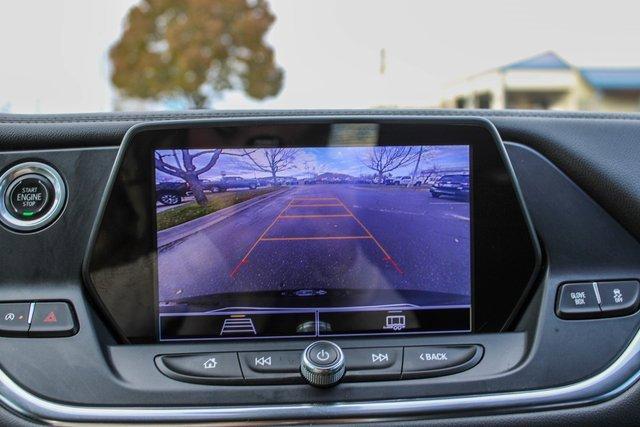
[155,146,469,182]
[1,0,640,113]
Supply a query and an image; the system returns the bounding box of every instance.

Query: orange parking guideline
[261,236,372,241]
[230,195,403,277]
[287,203,342,207]
[290,197,340,201]
[289,197,341,207]
[229,198,294,277]
[279,214,352,218]
[335,199,404,274]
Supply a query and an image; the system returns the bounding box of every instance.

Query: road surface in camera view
[157,184,470,309]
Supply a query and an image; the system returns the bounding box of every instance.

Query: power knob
[300,341,345,387]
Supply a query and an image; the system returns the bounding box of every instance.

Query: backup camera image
[154,144,471,340]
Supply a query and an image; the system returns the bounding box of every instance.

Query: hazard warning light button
[29,302,77,337]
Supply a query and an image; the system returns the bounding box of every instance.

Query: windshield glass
[2,0,639,114]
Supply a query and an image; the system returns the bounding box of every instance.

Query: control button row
[0,301,77,337]
[556,280,640,320]
[156,345,482,385]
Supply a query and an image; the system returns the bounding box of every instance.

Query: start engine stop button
[0,162,66,232]
[6,175,53,220]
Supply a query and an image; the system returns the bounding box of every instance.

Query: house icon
[202,358,217,369]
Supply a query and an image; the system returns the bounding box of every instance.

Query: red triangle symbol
[43,311,57,323]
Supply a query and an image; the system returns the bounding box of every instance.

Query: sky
[155,145,469,181]
[2,0,640,113]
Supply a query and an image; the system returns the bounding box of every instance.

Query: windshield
[1,0,639,114]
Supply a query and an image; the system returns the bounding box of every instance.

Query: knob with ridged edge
[300,341,345,387]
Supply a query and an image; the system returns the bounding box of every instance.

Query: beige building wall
[440,72,505,109]
[440,66,640,112]
[592,92,640,112]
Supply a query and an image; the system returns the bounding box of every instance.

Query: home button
[157,353,244,384]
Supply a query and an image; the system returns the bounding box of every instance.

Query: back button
[402,345,481,379]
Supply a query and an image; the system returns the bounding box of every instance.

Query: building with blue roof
[440,52,640,111]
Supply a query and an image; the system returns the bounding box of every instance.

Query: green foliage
[110,0,283,108]
[156,187,278,230]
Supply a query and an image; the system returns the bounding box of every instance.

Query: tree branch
[194,149,223,175]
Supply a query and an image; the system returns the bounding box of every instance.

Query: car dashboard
[0,109,640,426]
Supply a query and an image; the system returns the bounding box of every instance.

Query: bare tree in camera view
[155,149,253,206]
[422,163,442,183]
[242,148,301,184]
[409,146,437,186]
[362,147,423,183]
[110,0,284,109]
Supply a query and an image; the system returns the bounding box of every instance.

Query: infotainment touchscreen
[154,142,471,340]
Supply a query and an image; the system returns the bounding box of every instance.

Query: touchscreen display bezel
[84,117,541,343]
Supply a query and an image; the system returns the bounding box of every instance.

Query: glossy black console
[155,344,483,385]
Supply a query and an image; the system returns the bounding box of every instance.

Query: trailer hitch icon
[382,314,406,331]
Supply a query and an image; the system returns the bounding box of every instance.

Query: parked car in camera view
[413,175,441,186]
[205,176,258,192]
[156,181,190,206]
[274,177,298,185]
[411,176,426,186]
[430,174,470,200]
[156,176,260,205]
[384,176,412,185]
[398,176,412,186]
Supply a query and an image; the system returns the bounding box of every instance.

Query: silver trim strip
[593,282,602,305]
[0,325,639,424]
[26,303,35,325]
